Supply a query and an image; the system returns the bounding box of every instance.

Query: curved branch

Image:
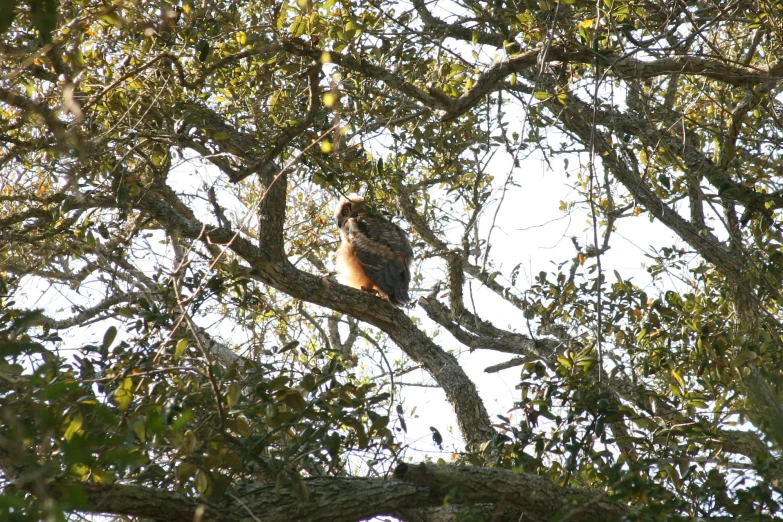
[423,293,782,473]
[394,462,627,521]
[544,93,744,279]
[1,429,627,522]
[108,192,496,444]
[4,460,631,522]
[284,35,783,125]
[420,296,557,360]
[22,292,146,330]
[395,185,528,312]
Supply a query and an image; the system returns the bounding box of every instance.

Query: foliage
[2,0,783,520]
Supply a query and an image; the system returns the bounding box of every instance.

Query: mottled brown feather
[334,194,413,306]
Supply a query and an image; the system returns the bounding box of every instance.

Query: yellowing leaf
[113,378,134,410]
[195,469,211,495]
[323,92,337,108]
[227,382,241,407]
[64,413,83,440]
[175,339,188,359]
[671,369,685,389]
[114,388,132,410]
[92,469,116,483]
[72,463,90,478]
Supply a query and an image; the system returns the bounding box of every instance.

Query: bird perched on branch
[334,194,413,306]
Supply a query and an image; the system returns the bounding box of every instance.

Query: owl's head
[334,193,367,227]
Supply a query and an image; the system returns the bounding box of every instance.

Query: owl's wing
[358,214,414,258]
[344,215,412,305]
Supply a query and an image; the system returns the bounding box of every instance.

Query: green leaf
[300,373,316,392]
[132,419,146,443]
[268,375,289,390]
[113,377,134,411]
[233,415,251,437]
[178,461,198,483]
[671,369,685,389]
[102,326,117,350]
[281,389,307,413]
[280,340,299,353]
[175,339,188,359]
[64,413,83,440]
[196,40,211,62]
[226,381,241,407]
[195,469,211,495]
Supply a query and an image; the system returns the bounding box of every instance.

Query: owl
[334,194,414,306]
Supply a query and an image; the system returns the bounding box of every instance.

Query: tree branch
[394,462,627,521]
[103,191,496,444]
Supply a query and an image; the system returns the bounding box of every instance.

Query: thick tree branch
[173,102,281,184]
[541,87,783,448]
[286,43,783,124]
[424,294,782,473]
[0,459,633,522]
[394,462,627,521]
[544,92,744,279]
[1,428,627,522]
[111,191,495,444]
[420,296,557,360]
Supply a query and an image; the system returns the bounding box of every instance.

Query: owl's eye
[342,205,351,216]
